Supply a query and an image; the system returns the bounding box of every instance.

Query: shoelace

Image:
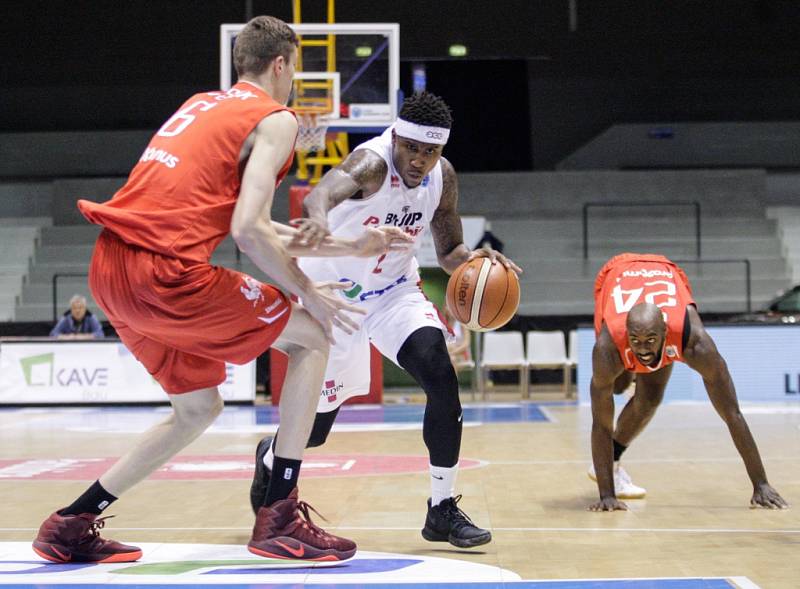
[292,501,331,539]
[442,495,477,531]
[89,515,113,536]
[78,515,114,548]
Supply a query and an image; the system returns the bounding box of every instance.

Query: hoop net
[295,112,329,152]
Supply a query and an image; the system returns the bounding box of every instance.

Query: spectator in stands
[49,294,104,339]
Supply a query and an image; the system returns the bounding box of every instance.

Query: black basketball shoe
[421,495,492,548]
[250,436,273,514]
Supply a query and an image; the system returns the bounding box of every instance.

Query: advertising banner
[0,340,255,403]
[577,325,800,403]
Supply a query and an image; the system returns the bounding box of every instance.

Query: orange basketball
[445,257,520,332]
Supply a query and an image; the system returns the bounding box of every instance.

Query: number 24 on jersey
[611,279,677,314]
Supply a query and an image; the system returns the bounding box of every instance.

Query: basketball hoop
[295,111,329,152]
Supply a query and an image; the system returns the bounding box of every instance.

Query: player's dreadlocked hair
[398,92,453,129]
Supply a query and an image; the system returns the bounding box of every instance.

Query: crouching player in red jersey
[32,15,411,564]
[589,253,788,511]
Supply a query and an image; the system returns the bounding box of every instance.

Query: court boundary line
[488,456,799,464]
[729,577,762,589]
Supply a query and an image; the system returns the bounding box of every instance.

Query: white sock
[430,464,458,506]
[263,438,275,470]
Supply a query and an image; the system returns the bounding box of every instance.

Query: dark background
[3,0,800,170]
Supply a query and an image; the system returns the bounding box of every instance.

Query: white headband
[394,118,450,145]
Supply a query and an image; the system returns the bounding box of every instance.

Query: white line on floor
[730,577,764,589]
[489,456,799,465]
[2,526,798,534]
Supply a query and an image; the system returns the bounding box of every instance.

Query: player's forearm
[270,221,358,256]
[270,221,296,236]
[284,235,364,257]
[302,187,334,222]
[274,221,391,258]
[590,383,617,498]
[703,370,772,487]
[438,243,470,274]
[591,426,616,498]
[725,414,770,487]
[234,221,313,299]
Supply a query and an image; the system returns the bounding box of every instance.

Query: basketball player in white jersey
[251,92,521,548]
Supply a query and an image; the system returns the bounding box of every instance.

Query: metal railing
[582,201,702,259]
[52,273,89,322]
[672,258,752,313]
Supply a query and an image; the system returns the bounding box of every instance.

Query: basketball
[445,257,520,332]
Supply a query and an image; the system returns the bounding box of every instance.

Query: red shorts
[89,230,291,394]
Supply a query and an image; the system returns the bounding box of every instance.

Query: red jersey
[594,253,695,373]
[78,82,294,263]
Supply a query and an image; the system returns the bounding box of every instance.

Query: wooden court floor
[0,398,798,587]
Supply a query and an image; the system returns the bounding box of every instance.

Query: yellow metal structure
[292,0,349,185]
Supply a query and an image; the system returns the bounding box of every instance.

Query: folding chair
[480,331,527,399]
[526,330,571,398]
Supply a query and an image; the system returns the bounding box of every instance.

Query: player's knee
[398,328,458,391]
[277,306,329,355]
[303,324,329,356]
[197,396,224,427]
[411,354,461,415]
[284,342,329,372]
[174,390,224,428]
[423,358,459,395]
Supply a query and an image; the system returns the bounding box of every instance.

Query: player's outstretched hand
[587,497,628,512]
[355,226,414,257]
[290,217,330,249]
[751,483,789,509]
[303,281,366,344]
[467,247,523,275]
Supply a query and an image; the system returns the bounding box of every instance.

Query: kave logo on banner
[19,352,108,387]
[19,352,54,386]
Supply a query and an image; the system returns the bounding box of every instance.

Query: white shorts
[316,281,451,412]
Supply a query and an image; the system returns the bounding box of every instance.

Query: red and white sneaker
[33,511,142,563]
[248,488,356,562]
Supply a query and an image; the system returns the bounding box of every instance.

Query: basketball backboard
[220,23,400,133]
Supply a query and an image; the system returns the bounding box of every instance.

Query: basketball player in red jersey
[32,15,411,564]
[589,253,788,511]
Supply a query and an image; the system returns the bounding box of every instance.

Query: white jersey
[298,126,444,302]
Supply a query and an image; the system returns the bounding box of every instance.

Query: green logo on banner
[19,353,54,386]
